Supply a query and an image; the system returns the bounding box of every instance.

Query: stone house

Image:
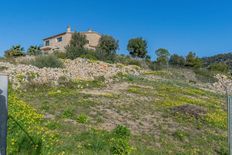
[41,26,101,53]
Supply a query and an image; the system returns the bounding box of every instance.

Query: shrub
[110,125,133,155]
[112,125,131,139]
[66,32,88,60]
[27,45,42,56]
[110,137,132,155]
[208,62,229,73]
[53,50,67,59]
[185,52,202,68]
[114,55,148,68]
[169,54,185,66]
[79,49,98,60]
[155,48,170,68]
[96,35,119,62]
[4,45,25,58]
[31,55,63,68]
[80,54,97,60]
[62,108,75,119]
[194,68,218,83]
[76,114,89,124]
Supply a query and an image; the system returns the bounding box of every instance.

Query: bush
[110,125,133,155]
[4,45,25,58]
[53,50,67,59]
[208,62,229,73]
[66,32,88,60]
[95,49,116,63]
[112,125,131,139]
[194,68,218,83]
[185,52,202,68]
[115,55,145,67]
[76,114,89,124]
[169,54,185,66]
[79,49,98,60]
[31,55,63,68]
[27,46,42,56]
[96,35,119,62]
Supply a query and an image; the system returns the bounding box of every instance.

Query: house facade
[41,26,101,52]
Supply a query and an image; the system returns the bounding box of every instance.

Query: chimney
[88,28,93,32]
[67,25,71,32]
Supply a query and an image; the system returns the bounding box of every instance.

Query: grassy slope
[15,68,228,155]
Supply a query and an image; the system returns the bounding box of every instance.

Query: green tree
[96,35,119,62]
[185,52,202,68]
[66,32,88,60]
[208,62,229,73]
[4,45,25,58]
[127,38,148,58]
[155,48,170,67]
[27,45,42,56]
[169,54,185,66]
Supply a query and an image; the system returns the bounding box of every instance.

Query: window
[57,37,63,42]
[45,40,50,46]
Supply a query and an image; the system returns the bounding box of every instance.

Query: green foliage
[72,126,132,155]
[127,37,148,58]
[208,62,229,73]
[7,89,57,154]
[169,54,185,66]
[66,32,88,60]
[62,108,75,119]
[110,125,132,155]
[112,125,131,139]
[185,52,202,68]
[194,68,218,83]
[110,137,132,155]
[53,50,67,59]
[172,130,189,141]
[96,35,119,62]
[4,45,25,58]
[27,46,42,56]
[76,114,89,124]
[79,49,98,60]
[31,55,63,68]
[155,48,170,68]
[202,52,232,70]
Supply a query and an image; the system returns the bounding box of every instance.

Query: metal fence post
[0,75,8,155]
[226,85,232,155]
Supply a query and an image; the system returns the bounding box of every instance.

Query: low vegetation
[2,30,232,155]
[4,45,25,58]
[7,88,57,154]
[8,66,227,154]
[30,55,64,68]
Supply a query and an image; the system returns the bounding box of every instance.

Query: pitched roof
[43,32,70,40]
[43,31,101,41]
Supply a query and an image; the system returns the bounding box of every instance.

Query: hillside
[1,57,231,154]
[202,52,232,69]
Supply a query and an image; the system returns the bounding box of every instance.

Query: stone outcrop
[212,74,232,94]
[0,58,141,89]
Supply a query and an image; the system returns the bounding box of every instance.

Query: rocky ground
[0,58,141,89]
[1,57,232,94]
[3,57,232,154]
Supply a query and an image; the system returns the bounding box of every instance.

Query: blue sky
[0,0,231,59]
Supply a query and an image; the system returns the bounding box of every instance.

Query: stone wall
[0,58,140,89]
